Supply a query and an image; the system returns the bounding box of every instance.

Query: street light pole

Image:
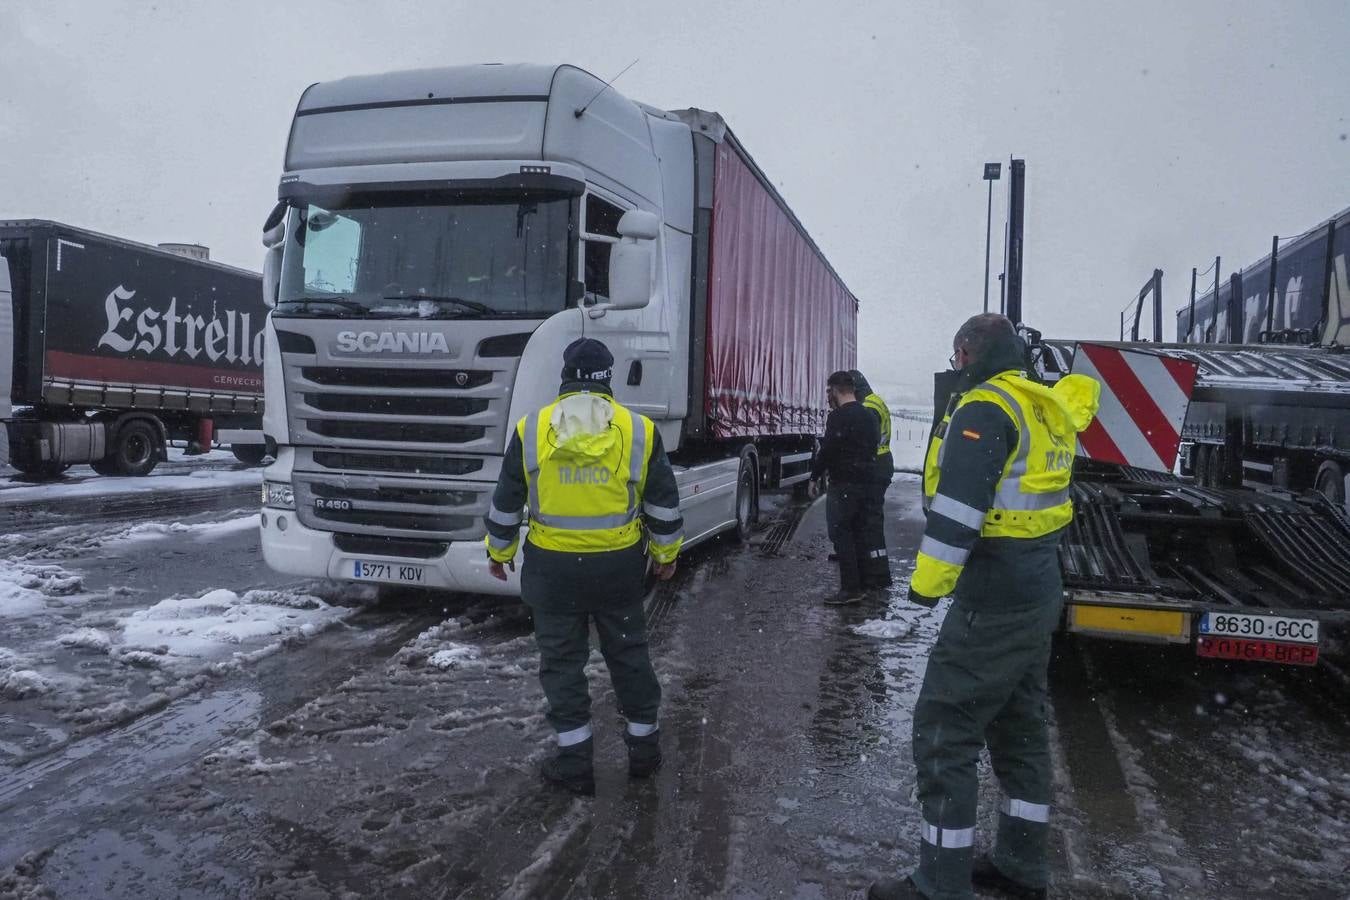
[982,162,1002,313]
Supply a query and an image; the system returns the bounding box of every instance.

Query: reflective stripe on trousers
[921,822,976,849]
[556,722,592,746]
[1001,797,1050,823]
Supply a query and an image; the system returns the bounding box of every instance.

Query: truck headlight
[263,481,295,509]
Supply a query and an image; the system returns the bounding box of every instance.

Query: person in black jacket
[810,370,881,605]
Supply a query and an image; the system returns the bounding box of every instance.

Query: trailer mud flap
[1067,604,1190,643]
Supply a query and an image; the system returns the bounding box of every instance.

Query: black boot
[866,876,928,899]
[541,738,595,796]
[624,729,662,778]
[971,855,1046,899]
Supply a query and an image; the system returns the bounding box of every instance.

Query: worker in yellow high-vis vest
[484,339,684,796]
[868,314,1099,900]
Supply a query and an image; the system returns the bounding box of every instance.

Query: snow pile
[852,618,916,639]
[0,467,260,505]
[427,643,482,670]
[0,668,56,700]
[0,561,84,616]
[117,588,351,665]
[120,515,258,544]
[56,628,113,652]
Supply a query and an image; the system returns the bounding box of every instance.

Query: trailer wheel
[1202,445,1225,489]
[731,448,759,542]
[1315,460,1346,507]
[231,443,268,466]
[1193,444,1213,487]
[103,420,161,477]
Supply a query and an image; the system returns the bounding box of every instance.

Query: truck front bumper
[260,510,522,597]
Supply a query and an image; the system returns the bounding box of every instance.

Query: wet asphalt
[1,476,1348,898]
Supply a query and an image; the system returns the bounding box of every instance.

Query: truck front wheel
[98,420,161,477]
[231,444,268,466]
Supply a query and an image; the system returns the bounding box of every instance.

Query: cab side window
[582,195,624,303]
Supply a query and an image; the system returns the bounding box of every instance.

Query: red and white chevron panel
[1071,343,1199,473]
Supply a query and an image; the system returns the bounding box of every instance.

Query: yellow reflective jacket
[863,392,892,457]
[484,391,685,564]
[913,370,1100,599]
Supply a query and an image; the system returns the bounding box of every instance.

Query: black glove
[907,587,939,609]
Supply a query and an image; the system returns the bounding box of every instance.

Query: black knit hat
[561,338,614,384]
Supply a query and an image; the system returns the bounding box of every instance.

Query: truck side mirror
[605,210,659,312]
[261,201,288,309]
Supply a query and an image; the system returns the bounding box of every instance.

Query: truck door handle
[627,360,643,386]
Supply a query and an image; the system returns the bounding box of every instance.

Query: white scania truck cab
[259,64,856,596]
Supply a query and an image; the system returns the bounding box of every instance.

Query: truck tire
[1193,443,1212,487]
[731,448,759,542]
[231,443,269,466]
[10,459,71,480]
[103,420,161,477]
[1314,460,1346,507]
[1203,445,1225,489]
[89,455,122,476]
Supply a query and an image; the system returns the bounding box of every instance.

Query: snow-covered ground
[0,466,260,506]
[0,508,367,763]
[0,469,1346,897]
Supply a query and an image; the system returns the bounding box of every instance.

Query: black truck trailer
[0,220,268,478]
[1030,338,1349,669]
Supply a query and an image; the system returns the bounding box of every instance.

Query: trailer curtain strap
[1000,797,1050,823]
[919,536,970,566]
[921,822,976,849]
[930,493,987,529]
[555,722,593,746]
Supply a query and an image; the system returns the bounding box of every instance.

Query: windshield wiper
[381,294,496,316]
[276,297,370,316]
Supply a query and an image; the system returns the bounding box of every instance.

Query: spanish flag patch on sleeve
[961,429,981,440]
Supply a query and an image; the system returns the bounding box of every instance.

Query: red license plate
[1196,635,1319,667]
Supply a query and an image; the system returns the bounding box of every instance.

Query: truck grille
[311,451,484,477]
[294,475,490,541]
[302,394,489,417]
[307,420,486,444]
[333,533,450,559]
[300,367,492,389]
[278,320,532,541]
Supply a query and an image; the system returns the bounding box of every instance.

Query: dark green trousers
[522,541,660,735]
[910,534,1063,900]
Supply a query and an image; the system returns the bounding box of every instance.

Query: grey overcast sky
[3,0,1347,402]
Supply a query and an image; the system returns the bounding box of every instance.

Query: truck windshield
[276,193,572,319]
